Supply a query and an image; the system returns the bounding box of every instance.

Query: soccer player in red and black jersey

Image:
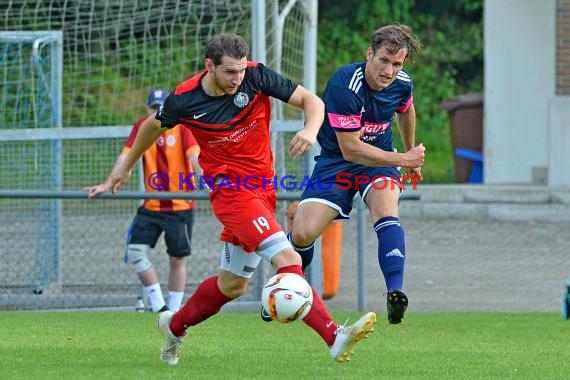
[85,88,203,313]
[105,33,376,365]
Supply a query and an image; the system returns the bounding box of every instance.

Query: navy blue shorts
[299,155,403,219]
[126,207,194,257]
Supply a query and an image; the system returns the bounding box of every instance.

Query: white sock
[168,291,184,312]
[145,283,166,312]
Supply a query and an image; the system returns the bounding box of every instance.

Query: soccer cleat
[387,290,408,324]
[329,312,377,362]
[135,297,145,312]
[158,310,182,365]
[260,307,273,322]
[158,305,170,313]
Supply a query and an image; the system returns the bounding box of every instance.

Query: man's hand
[289,128,317,159]
[405,167,423,183]
[402,143,426,168]
[83,183,109,199]
[108,166,132,195]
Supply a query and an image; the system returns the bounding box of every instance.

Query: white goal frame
[0,2,323,309]
[0,31,63,292]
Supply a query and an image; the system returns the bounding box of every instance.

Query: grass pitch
[1,311,568,379]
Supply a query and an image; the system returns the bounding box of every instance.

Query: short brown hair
[371,24,422,62]
[205,33,249,65]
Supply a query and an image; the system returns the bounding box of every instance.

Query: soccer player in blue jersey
[261,24,425,324]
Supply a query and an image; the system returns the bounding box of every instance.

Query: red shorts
[209,186,284,253]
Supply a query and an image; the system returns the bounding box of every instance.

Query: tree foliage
[318,0,483,182]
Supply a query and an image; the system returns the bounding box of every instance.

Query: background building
[485,0,570,186]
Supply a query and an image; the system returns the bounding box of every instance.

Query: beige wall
[484,0,556,184]
[557,0,570,95]
[549,97,570,186]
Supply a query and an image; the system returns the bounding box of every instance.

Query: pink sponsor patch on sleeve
[328,113,361,130]
[396,95,414,113]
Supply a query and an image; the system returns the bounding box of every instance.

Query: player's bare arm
[395,104,416,152]
[336,130,425,168]
[189,151,209,191]
[286,85,324,159]
[109,113,167,194]
[395,104,423,180]
[83,152,128,198]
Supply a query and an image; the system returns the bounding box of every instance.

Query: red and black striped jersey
[155,62,297,185]
[124,118,199,211]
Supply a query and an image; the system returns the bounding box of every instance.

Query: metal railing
[0,189,420,311]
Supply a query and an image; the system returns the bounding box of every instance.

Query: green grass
[1,311,568,379]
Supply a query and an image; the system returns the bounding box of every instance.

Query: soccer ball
[261,273,313,323]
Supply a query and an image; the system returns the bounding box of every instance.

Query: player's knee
[126,244,152,274]
[168,255,185,267]
[290,229,317,248]
[218,272,249,298]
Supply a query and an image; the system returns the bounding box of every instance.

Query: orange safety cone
[320,221,343,299]
[286,200,343,300]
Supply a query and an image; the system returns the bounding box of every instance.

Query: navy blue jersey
[318,62,414,157]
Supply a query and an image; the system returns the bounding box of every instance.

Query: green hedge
[318,0,483,183]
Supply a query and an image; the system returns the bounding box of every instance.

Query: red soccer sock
[170,275,232,337]
[277,265,337,346]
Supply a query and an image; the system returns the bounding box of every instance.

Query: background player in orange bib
[85,88,203,313]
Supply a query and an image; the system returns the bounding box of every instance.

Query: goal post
[0,31,63,291]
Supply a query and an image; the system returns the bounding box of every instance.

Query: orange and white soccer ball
[261,273,313,323]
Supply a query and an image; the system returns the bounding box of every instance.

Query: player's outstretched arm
[395,104,423,181]
[83,152,128,198]
[337,130,425,168]
[188,151,210,191]
[286,85,324,159]
[109,114,167,194]
[395,103,416,153]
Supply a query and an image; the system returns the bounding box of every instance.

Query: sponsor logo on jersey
[360,121,391,143]
[329,113,361,129]
[362,121,390,134]
[208,120,257,147]
[193,112,207,119]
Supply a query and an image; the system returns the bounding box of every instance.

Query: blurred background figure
[85,88,203,312]
[562,277,570,319]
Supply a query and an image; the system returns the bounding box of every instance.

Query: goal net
[0,0,317,310]
[0,31,63,292]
